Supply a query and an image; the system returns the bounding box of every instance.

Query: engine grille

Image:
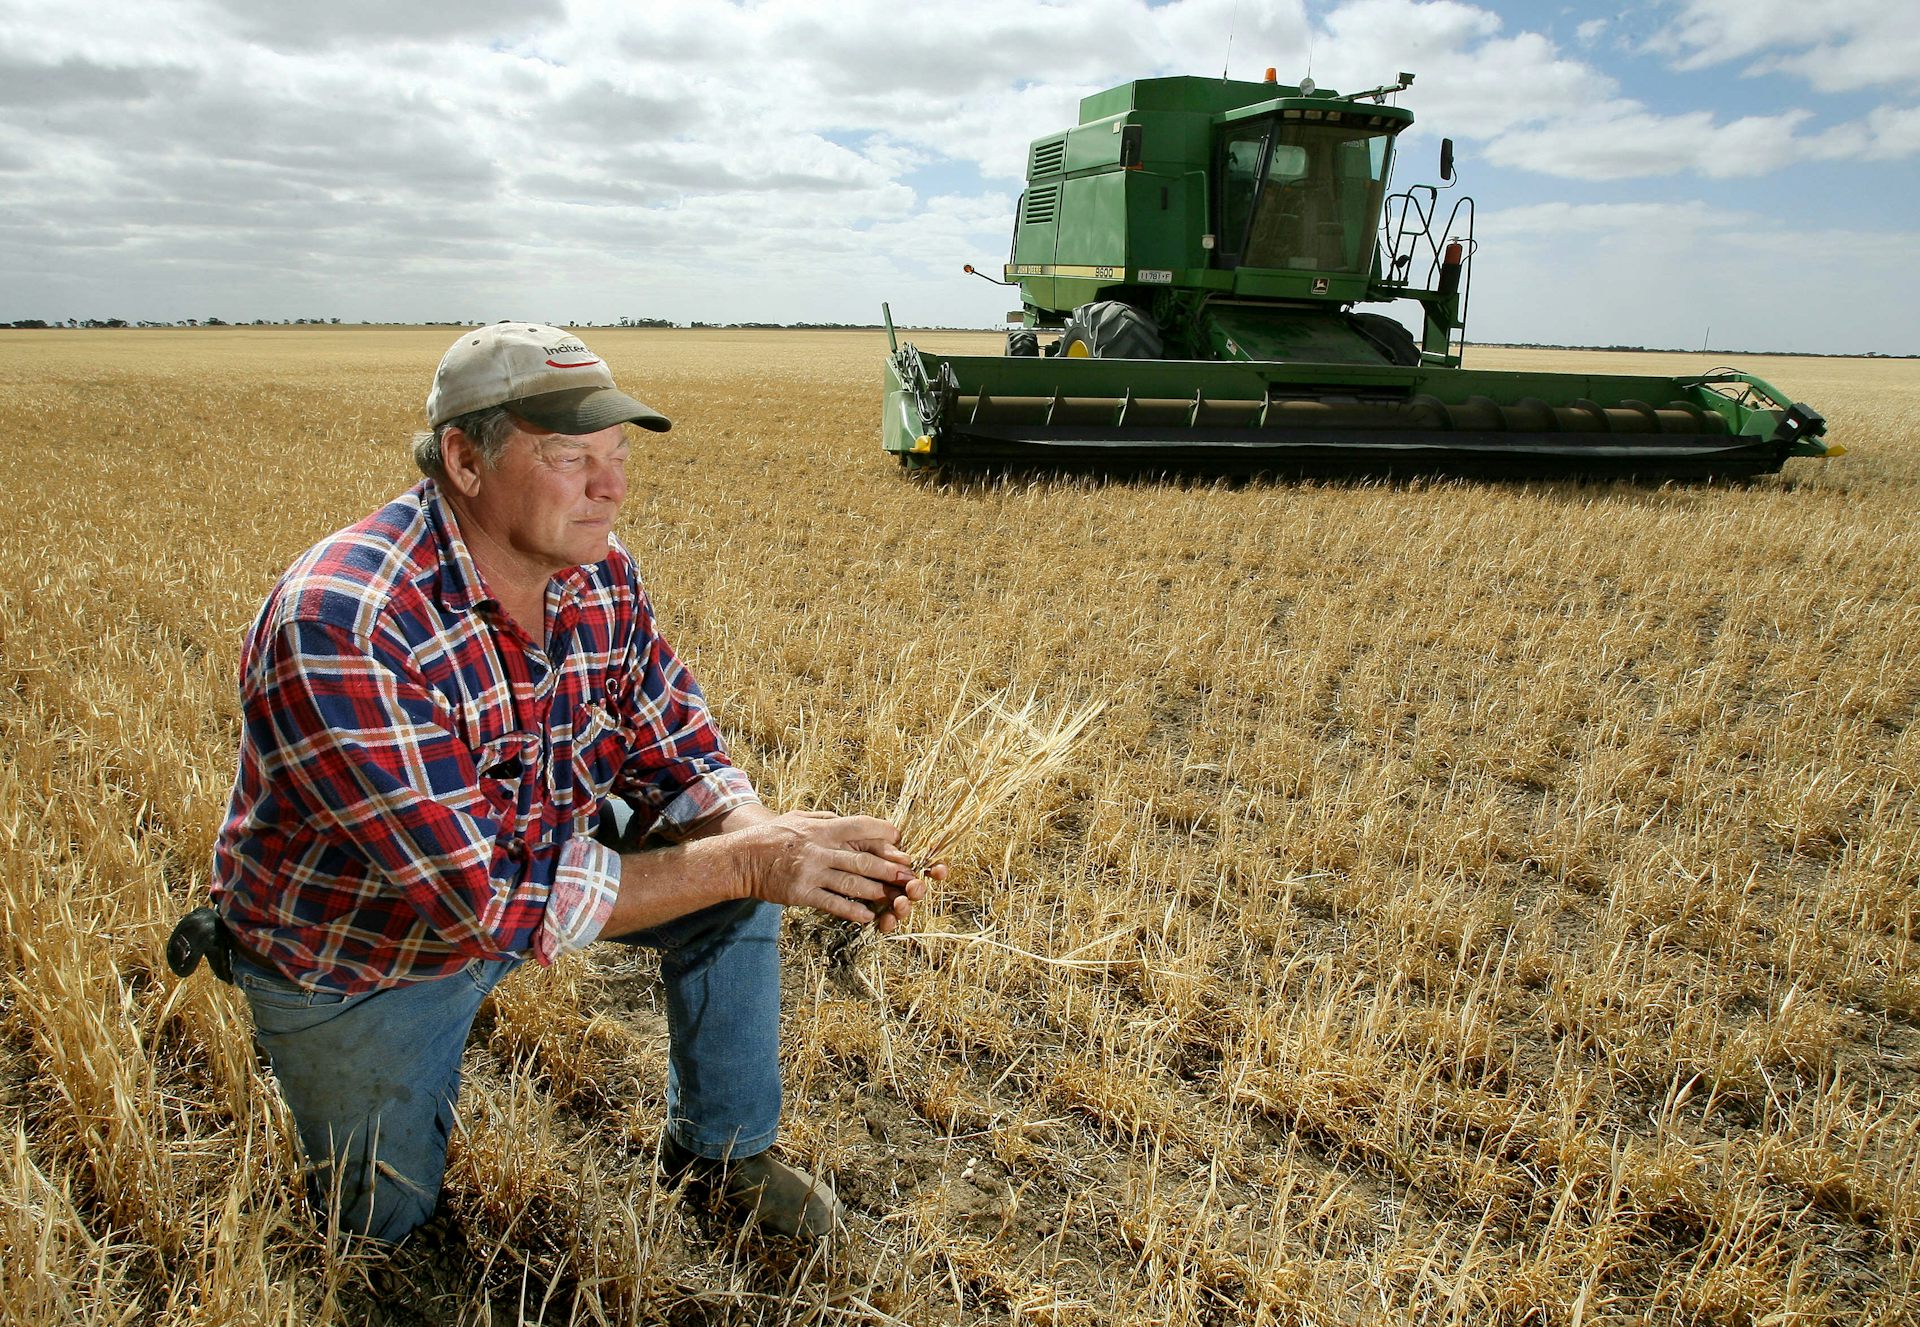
[1029,138,1067,176]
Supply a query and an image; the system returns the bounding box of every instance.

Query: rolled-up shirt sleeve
[610,589,758,838]
[533,835,621,963]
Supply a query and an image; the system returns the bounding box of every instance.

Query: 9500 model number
[1009,264,1173,283]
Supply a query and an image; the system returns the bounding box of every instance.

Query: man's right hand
[738,810,927,929]
[603,804,937,941]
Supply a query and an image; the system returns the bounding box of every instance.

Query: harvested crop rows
[1,328,1915,1324]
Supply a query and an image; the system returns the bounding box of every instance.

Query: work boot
[659,1135,846,1240]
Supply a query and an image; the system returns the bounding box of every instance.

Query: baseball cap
[426,322,671,434]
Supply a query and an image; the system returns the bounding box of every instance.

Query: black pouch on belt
[166,906,235,984]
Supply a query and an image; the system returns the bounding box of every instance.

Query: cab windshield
[1216,118,1394,274]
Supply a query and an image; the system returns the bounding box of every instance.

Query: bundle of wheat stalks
[823,686,1105,973]
[891,685,1106,873]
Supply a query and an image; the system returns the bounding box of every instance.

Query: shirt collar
[422,479,493,615]
[422,479,594,616]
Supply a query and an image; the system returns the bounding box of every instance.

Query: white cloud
[1469,200,1917,355]
[1483,98,1913,180]
[201,0,565,50]
[1486,106,1800,180]
[1649,0,1920,93]
[1862,104,1920,159]
[1480,199,1736,239]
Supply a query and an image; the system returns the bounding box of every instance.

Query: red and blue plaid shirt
[212,480,758,993]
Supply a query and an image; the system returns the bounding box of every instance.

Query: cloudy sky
[2,0,1912,353]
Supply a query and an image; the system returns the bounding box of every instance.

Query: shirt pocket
[568,699,626,813]
[475,732,536,839]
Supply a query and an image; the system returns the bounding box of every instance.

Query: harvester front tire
[1350,312,1421,367]
[1060,301,1163,359]
[1006,329,1039,357]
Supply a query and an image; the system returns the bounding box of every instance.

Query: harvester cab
[1010,70,1455,369]
[884,71,1837,479]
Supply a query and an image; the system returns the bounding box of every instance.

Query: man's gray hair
[412,406,517,481]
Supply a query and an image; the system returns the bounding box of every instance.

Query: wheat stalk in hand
[890,688,1105,871]
[823,687,1105,975]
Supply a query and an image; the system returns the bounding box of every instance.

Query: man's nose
[588,458,626,503]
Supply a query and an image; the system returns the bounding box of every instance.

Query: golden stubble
[1,327,1916,1324]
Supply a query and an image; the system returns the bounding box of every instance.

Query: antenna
[1222,0,1241,78]
[1304,2,1316,81]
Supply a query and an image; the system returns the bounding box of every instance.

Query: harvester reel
[1059,301,1163,360]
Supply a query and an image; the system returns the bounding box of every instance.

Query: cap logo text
[542,338,598,369]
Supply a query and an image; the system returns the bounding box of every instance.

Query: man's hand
[603,803,947,941]
[738,810,934,931]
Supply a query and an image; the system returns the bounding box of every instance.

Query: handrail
[1379,186,1475,354]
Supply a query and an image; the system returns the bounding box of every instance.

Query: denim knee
[634,899,784,1157]
[235,956,511,1244]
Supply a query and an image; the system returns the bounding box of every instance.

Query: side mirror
[1440,137,1455,183]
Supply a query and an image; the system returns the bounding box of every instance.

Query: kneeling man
[207,323,926,1243]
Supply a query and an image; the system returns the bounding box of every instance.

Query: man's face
[455,419,630,579]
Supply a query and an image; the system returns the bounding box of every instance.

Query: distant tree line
[2,314,999,333]
[2,319,1910,355]
[689,320,890,330]
[3,316,348,329]
[1489,340,1913,360]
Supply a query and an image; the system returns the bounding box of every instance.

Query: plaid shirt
[211,480,758,993]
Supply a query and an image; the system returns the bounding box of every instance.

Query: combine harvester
[882,71,1836,479]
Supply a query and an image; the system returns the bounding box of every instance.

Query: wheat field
[0,327,1914,1325]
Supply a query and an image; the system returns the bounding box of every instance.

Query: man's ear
[441,427,486,498]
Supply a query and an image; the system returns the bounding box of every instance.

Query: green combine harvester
[882,72,1836,479]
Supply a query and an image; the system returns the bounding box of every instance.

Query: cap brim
[506,386,672,434]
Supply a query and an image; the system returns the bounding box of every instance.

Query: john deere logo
[1312,278,1330,294]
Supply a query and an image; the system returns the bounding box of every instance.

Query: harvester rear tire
[1059,301,1163,359]
[1349,312,1421,367]
[1006,329,1039,357]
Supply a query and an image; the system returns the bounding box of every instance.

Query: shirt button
[501,835,528,863]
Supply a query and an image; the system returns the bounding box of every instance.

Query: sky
[0,0,1913,354]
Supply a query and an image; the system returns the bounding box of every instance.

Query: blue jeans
[236,897,783,1244]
